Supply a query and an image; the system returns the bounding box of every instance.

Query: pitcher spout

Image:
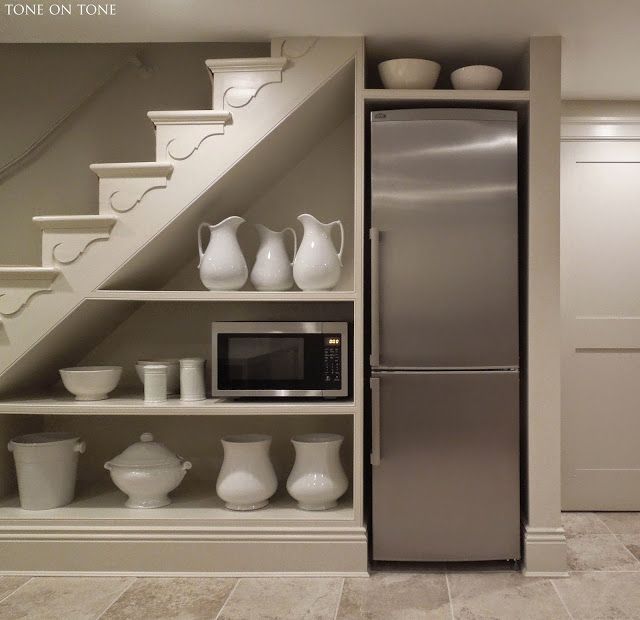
[213,215,245,231]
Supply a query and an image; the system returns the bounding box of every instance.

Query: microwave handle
[370,377,381,466]
[370,228,380,367]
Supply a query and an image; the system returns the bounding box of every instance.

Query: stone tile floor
[2,512,640,619]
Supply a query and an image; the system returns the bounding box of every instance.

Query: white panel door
[562,135,640,509]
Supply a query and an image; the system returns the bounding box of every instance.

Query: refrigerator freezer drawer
[371,371,520,561]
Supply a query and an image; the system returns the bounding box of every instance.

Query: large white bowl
[378,58,441,89]
[59,366,122,401]
[451,65,503,90]
[136,359,180,395]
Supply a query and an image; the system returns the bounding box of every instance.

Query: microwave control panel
[323,335,342,386]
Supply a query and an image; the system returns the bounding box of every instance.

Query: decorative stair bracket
[90,162,173,214]
[148,110,232,161]
[205,57,288,110]
[0,267,60,317]
[33,215,118,266]
[271,37,319,62]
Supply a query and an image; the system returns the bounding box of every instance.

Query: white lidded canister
[143,364,168,403]
[8,432,86,510]
[180,358,206,401]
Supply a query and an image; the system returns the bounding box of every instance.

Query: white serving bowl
[451,65,503,90]
[378,58,441,89]
[59,366,122,401]
[136,359,180,395]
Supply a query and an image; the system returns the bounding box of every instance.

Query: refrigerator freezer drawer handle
[370,227,380,367]
[370,377,381,466]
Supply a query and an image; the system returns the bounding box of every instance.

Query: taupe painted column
[523,36,567,576]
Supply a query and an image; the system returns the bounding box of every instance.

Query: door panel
[562,139,640,509]
[371,115,518,368]
[371,371,520,561]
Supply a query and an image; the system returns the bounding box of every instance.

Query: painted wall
[0,42,268,265]
[562,100,640,117]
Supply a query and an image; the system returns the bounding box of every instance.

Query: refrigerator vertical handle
[370,227,380,367]
[370,377,381,466]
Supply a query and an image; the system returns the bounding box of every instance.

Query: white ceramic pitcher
[198,216,248,291]
[293,214,344,291]
[250,224,298,291]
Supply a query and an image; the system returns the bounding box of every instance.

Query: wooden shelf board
[0,393,356,416]
[0,483,354,525]
[363,88,530,103]
[88,290,356,302]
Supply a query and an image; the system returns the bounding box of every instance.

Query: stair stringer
[0,37,361,395]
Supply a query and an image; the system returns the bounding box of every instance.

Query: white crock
[286,433,348,510]
[250,224,297,291]
[8,432,86,510]
[198,216,248,291]
[104,433,191,509]
[292,214,344,291]
[216,434,277,511]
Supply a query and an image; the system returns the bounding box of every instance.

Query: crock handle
[331,220,345,266]
[104,461,113,471]
[284,227,298,264]
[74,440,86,454]
[182,460,193,471]
[197,223,210,268]
[7,441,14,453]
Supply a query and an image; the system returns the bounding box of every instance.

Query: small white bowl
[378,58,441,90]
[136,359,180,395]
[451,65,503,90]
[59,366,122,401]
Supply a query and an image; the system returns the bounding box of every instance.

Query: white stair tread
[0,266,59,280]
[147,110,231,125]
[206,57,287,73]
[90,162,173,178]
[33,215,117,230]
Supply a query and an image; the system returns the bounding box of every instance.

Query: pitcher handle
[284,227,298,264]
[331,220,344,266]
[197,223,210,268]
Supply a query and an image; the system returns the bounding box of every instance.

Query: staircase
[0,37,359,395]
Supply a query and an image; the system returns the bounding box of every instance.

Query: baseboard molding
[522,523,568,577]
[0,532,368,575]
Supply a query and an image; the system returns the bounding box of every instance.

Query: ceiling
[2,0,640,99]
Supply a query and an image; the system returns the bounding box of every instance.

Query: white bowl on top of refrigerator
[378,58,441,89]
[450,65,503,90]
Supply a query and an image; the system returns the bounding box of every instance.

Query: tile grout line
[94,576,137,620]
[0,576,34,605]
[332,577,345,620]
[595,513,640,566]
[444,570,455,620]
[550,578,575,620]
[214,577,240,620]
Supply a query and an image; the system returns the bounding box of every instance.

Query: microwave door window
[227,337,305,383]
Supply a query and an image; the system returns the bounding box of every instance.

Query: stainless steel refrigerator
[370,108,520,562]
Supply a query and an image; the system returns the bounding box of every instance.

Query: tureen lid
[108,433,181,468]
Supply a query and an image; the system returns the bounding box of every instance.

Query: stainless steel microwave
[211,322,349,398]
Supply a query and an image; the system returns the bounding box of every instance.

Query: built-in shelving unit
[0,483,354,524]
[0,394,356,416]
[363,88,530,103]
[88,290,356,302]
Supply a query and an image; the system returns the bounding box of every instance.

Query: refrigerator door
[371,109,518,369]
[371,370,520,561]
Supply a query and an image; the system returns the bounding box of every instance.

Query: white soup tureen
[104,433,191,508]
